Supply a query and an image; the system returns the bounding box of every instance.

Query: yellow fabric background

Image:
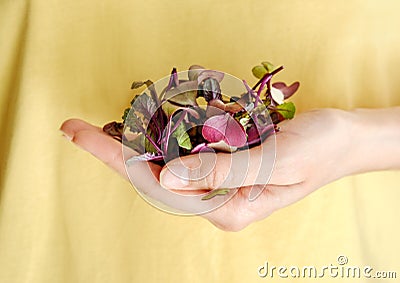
[1,0,399,282]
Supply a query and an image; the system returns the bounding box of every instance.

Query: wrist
[346,107,400,175]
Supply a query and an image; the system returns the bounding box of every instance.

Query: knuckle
[205,168,218,190]
[111,149,124,165]
[205,158,229,189]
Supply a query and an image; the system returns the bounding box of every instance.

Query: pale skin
[60,107,400,231]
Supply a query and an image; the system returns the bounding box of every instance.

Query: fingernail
[60,130,72,141]
[161,165,190,189]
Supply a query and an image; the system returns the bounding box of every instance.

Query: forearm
[346,107,400,175]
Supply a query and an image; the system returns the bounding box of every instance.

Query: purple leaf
[188,65,205,81]
[132,93,157,121]
[206,99,227,117]
[246,125,260,143]
[103,121,124,141]
[202,115,226,143]
[197,70,224,84]
[184,107,201,119]
[272,81,300,99]
[131,80,160,107]
[202,113,247,147]
[243,123,275,147]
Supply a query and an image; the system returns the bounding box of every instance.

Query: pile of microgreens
[104,62,299,167]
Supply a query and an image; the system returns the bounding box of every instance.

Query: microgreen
[201,189,230,200]
[103,62,300,198]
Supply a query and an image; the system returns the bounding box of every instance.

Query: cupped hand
[159,108,352,231]
[60,109,351,231]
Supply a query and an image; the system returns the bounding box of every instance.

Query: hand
[60,107,400,231]
[59,119,230,215]
[60,109,350,231]
[59,118,162,181]
[159,108,352,231]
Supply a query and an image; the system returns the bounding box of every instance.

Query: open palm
[61,108,350,231]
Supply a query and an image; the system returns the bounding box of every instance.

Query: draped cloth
[1,1,399,282]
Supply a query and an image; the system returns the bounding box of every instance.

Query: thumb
[159,146,275,191]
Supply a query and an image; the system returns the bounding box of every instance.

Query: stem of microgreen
[165,68,178,92]
[163,110,187,153]
[173,68,179,86]
[144,133,163,153]
[243,80,262,104]
[170,110,187,134]
[252,66,284,90]
[164,115,173,153]
[255,74,272,107]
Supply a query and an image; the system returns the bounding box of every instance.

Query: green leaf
[124,111,143,133]
[161,101,179,117]
[276,102,296,119]
[167,90,198,106]
[171,122,192,150]
[201,189,230,200]
[131,80,153,90]
[132,93,157,121]
[261,61,275,73]
[131,80,160,107]
[252,65,267,79]
[164,81,198,106]
[145,128,158,153]
[122,108,130,122]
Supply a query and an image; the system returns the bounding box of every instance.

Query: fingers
[60,119,128,178]
[61,119,207,213]
[60,118,103,139]
[159,143,275,190]
[201,182,308,231]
